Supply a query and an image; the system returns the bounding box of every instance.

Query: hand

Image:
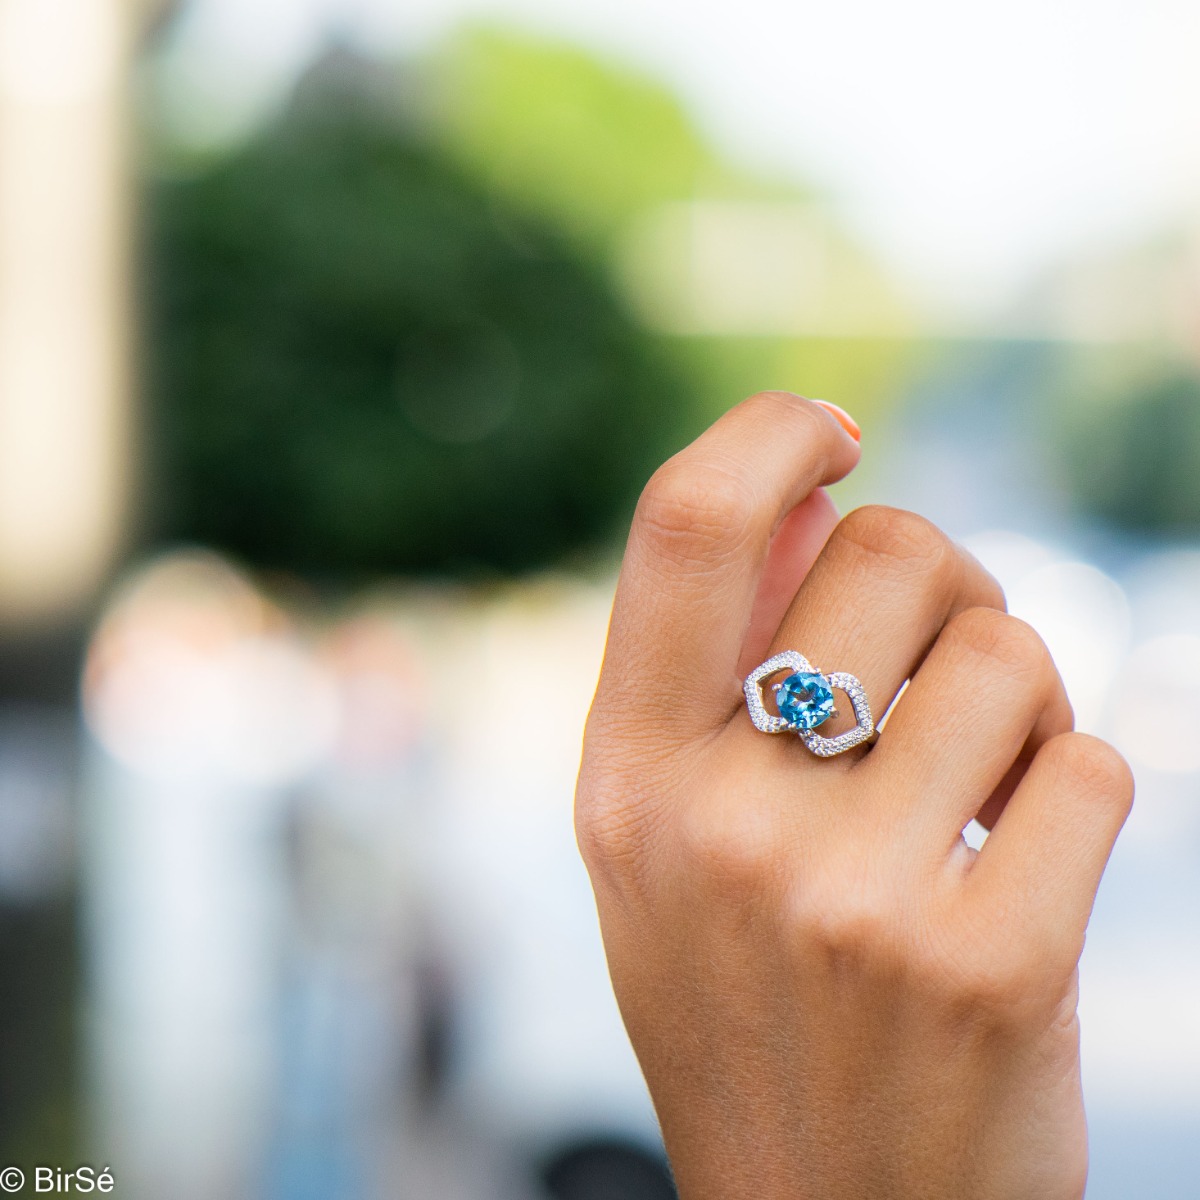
[575,392,1133,1200]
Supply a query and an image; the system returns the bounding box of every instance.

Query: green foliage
[142,25,914,580]
[144,74,696,578]
[1062,370,1200,534]
[433,27,727,251]
[669,334,921,434]
[428,27,908,441]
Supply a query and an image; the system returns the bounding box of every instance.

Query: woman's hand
[575,392,1133,1200]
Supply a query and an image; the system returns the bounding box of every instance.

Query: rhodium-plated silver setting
[743,650,876,758]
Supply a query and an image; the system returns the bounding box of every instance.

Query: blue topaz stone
[774,671,836,731]
[745,651,875,755]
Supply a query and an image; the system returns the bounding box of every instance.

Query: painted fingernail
[811,399,861,442]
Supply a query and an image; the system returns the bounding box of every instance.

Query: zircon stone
[775,671,836,731]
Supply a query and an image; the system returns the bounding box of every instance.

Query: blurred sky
[161,0,1200,319]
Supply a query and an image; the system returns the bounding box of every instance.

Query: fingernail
[811,399,861,442]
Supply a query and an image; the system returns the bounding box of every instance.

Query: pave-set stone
[774,671,837,730]
[743,650,876,758]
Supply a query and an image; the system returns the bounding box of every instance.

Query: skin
[575,392,1134,1200]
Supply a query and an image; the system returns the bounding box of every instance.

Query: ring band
[744,651,877,758]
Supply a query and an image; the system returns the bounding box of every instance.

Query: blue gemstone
[775,671,836,730]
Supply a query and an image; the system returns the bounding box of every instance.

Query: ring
[744,651,877,758]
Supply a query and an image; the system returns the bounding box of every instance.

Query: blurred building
[0,0,173,1171]
[0,0,170,630]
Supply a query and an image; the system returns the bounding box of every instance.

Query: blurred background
[2,0,1200,1195]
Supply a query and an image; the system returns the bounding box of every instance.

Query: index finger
[595,392,861,737]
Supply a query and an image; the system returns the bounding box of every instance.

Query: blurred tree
[144,56,695,577]
[432,26,732,254]
[430,27,914,438]
[1061,370,1200,534]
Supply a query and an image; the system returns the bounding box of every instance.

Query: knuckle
[944,608,1052,680]
[743,388,800,410]
[1041,732,1135,809]
[819,904,890,960]
[959,546,1008,612]
[574,760,659,882]
[575,784,631,866]
[950,953,1033,1013]
[635,457,756,568]
[937,924,1069,1022]
[789,872,898,965]
[575,793,651,886]
[676,799,780,897]
[834,505,952,574]
[742,392,842,457]
[743,389,824,431]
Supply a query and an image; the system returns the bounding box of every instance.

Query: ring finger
[741,505,1005,768]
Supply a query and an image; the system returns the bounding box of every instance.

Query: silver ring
[744,651,876,758]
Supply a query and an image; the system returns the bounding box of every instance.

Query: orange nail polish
[811,399,861,442]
